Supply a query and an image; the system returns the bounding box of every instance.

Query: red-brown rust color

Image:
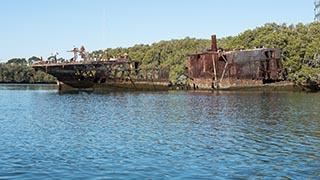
[188,35,284,90]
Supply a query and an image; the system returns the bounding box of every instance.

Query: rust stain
[188,35,284,89]
[32,59,170,89]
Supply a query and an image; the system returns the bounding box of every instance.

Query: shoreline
[0,81,318,93]
[0,82,56,85]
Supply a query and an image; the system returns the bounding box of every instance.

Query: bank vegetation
[1,22,320,88]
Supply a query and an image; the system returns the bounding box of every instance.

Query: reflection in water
[0,85,319,179]
[0,83,57,90]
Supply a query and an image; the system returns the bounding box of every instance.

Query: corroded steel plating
[188,35,284,89]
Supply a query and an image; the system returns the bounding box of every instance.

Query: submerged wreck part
[32,59,170,92]
[187,35,292,90]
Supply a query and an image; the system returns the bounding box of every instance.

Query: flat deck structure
[32,59,170,92]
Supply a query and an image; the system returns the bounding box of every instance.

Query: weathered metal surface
[32,59,170,91]
[188,35,284,90]
[211,35,217,52]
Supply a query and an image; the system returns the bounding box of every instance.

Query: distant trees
[90,22,320,86]
[0,57,56,83]
[218,22,320,86]
[28,56,41,65]
[6,58,27,66]
[2,22,320,87]
[89,38,211,82]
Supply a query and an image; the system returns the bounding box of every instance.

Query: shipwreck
[32,48,170,92]
[33,35,295,92]
[187,35,291,90]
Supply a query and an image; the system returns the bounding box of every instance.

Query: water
[0,84,319,179]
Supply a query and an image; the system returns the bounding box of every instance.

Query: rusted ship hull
[57,81,170,92]
[187,35,290,91]
[33,59,170,92]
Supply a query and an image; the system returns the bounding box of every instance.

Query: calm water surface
[0,84,319,179]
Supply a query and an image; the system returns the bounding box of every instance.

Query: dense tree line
[0,59,56,83]
[2,22,319,86]
[90,22,320,86]
[218,22,320,85]
[90,37,211,82]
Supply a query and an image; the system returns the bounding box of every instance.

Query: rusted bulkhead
[188,35,284,90]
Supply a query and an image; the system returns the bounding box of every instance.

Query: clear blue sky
[0,0,314,61]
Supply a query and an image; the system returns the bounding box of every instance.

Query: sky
[0,0,315,62]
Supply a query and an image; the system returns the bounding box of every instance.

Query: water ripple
[0,85,319,179]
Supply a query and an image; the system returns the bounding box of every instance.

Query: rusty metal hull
[188,47,284,90]
[57,81,170,92]
[32,60,170,92]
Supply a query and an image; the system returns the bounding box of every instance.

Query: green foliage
[89,22,320,85]
[3,22,319,86]
[218,22,320,85]
[89,38,211,82]
[0,63,56,83]
[6,58,27,66]
[28,56,41,65]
